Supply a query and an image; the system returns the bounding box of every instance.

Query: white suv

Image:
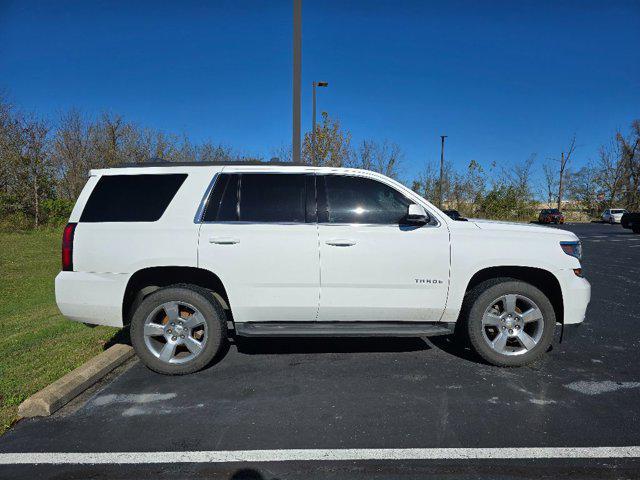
[55,162,591,374]
[602,208,627,224]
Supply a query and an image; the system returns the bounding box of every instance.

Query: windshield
[611,209,626,214]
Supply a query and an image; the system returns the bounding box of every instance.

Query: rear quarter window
[80,174,187,222]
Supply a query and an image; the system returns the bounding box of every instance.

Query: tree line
[302,113,639,221]
[0,97,247,228]
[1,95,638,228]
[413,119,639,221]
[0,102,404,228]
[560,123,640,216]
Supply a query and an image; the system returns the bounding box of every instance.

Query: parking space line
[1,447,639,465]
[582,238,639,242]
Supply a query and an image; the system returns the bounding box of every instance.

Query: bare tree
[0,97,23,218]
[449,159,486,213]
[595,140,626,207]
[51,109,93,199]
[198,142,235,162]
[542,161,557,206]
[412,160,451,205]
[21,117,52,226]
[556,136,576,210]
[175,134,197,163]
[352,139,374,171]
[511,154,536,192]
[617,120,640,209]
[270,144,293,163]
[567,164,598,215]
[92,113,127,167]
[349,139,403,179]
[0,97,53,226]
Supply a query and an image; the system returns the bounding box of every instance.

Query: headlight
[560,241,582,260]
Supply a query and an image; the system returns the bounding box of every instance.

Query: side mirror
[406,204,429,225]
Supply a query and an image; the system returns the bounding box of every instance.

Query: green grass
[0,229,118,435]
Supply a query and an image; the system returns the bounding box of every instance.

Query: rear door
[197,172,320,323]
[317,173,450,322]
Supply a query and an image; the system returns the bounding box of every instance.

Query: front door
[197,171,319,323]
[316,174,450,322]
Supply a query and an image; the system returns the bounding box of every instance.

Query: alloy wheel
[143,301,208,364]
[480,294,544,356]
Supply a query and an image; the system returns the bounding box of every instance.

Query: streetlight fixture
[312,81,329,165]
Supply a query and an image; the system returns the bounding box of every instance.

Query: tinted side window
[322,175,412,224]
[203,174,239,222]
[80,174,187,222]
[240,174,306,222]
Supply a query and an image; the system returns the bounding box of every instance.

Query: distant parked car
[538,209,565,224]
[602,209,627,224]
[621,212,640,233]
[442,209,467,221]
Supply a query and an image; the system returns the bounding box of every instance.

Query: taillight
[62,223,77,271]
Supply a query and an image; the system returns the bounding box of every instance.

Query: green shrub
[41,198,74,226]
[480,184,536,222]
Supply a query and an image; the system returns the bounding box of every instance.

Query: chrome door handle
[325,239,356,247]
[209,237,240,245]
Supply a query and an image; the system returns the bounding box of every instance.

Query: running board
[234,322,455,338]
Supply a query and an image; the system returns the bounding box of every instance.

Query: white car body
[55,163,590,336]
[602,209,627,224]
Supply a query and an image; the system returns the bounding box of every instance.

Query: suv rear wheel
[463,278,555,367]
[131,285,227,375]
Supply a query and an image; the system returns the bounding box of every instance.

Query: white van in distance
[601,208,627,224]
[55,162,590,374]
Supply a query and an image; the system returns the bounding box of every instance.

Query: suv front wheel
[131,285,227,375]
[463,278,556,367]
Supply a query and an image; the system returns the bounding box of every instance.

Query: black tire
[130,285,227,375]
[462,278,556,367]
[633,225,640,234]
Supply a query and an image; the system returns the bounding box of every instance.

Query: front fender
[441,227,579,323]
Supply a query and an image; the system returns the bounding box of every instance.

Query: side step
[234,322,455,338]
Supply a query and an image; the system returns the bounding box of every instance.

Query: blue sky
[1,0,639,191]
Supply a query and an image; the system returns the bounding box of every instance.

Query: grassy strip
[0,229,118,435]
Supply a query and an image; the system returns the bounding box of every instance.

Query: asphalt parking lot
[1,223,639,479]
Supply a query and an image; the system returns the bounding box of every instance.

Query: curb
[18,344,135,418]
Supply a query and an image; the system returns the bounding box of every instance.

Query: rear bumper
[556,268,591,325]
[55,271,128,327]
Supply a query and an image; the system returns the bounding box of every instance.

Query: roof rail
[114,158,311,168]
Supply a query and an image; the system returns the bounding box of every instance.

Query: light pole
[439,135,447,208]
[292,0,302,163]
[312,81,328,165]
